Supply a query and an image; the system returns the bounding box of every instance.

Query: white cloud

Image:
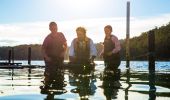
[130,14,170,37]
[0,14,170,46]
[0,22,49,46]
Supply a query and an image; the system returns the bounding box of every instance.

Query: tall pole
[8,49,12,64]
[11,47,14,63]
[28,47,31,65]
[148,30,156,92]
[148,30,155,71]
[126,1,130,68]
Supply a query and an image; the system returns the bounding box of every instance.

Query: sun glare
[70,0,95,5]
[57,0,102,10]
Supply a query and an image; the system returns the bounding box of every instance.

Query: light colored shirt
[69,38,97,57]
[111,35,121,54]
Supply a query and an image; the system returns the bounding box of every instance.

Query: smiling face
[104,25,112,37]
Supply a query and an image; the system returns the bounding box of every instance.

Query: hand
[106,51,113,56]
[99,52,104,58]
[60,52,65,58]
[90,56,96,63]
[69,56,76,62]
[44,56,51,62]
[89,58,94,63]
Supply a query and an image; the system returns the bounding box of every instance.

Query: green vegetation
[0,22,170,60]
[120,22,170,60]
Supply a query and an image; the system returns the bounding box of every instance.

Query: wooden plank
[0,62,22,65]
[0,65,23,69]
[0,62,95,69]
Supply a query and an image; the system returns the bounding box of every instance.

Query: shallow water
[0,61,170,100]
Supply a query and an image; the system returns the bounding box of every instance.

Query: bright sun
[62,0,101,10]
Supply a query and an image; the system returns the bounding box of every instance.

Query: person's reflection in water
[69,66,97,100]
[102,68,121,100]
[40,69,67,100]
[45,94,54,100]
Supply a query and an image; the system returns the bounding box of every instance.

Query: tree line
[0,22,170,61]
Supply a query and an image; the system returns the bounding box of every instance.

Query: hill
[0,22,170,61]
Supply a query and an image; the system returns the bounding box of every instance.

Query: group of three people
[42,21,121,83]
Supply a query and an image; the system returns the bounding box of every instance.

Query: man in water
[42,21,67,85]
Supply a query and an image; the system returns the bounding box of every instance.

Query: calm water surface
[0,61,170,100]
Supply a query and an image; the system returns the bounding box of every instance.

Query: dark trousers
[104,53,120,72]
[44,57,64,85]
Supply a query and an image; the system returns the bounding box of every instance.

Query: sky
[0,0,170,46]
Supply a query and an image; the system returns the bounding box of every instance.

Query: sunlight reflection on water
[0,61,170,100]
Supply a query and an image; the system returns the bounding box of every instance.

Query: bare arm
[69,40,76,62]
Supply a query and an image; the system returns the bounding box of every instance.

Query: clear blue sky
[0,0,170,23]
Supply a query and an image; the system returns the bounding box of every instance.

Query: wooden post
[126,1,130,68]
[28,47,32,80]
[148,30,156,92]
[28,47,31,65]
[11,47,14,63]
[148,30,155,71]
[125,2,131,99]
[8,49,12,64]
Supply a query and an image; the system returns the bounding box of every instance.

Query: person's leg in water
[44,62,56,88]
[44,57,63,86]
[105,54,121,80]
[51,58,64,89]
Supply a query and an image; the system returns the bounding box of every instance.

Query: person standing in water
[69,26,97,65]
[42,21,67,85]
[101,25,121,72]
